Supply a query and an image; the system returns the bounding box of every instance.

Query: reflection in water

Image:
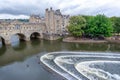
[10,35,20,47]
[0,40,120,80]
[110,43,120,52]
[10,34,27,51]
[64,43,108,51]
[11,41,20,47]
[0,40,120,66]
[0,42,2,48]
[12,42,27,51]
[0,46,6,56]
[31,39,41,46]
[0,37,5,46]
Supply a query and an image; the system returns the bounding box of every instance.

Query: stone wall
[45,7,69,35]
[0,7,69,45]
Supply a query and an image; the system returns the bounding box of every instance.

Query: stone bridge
[0,7,69,45]
[0,22,45,45]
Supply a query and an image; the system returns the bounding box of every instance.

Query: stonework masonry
[0,7,69,45]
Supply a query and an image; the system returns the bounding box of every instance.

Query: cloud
[0,0,120,19]
[59,0,120,16]
[0,14,29,19]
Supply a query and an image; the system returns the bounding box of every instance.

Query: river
[0,39,120,80]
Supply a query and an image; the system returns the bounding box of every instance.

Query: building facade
[0,7,69,45]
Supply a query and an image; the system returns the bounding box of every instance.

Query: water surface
[0,39,120,80]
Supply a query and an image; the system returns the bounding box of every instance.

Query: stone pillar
[49,35,53,40]
[26,37,30,41]
[45,8,49,33]
[5,40,11,45]
[40,33,43,39]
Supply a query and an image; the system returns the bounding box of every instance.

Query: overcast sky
[0,0,120,19]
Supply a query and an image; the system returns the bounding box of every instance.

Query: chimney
[50,7,52,11]
[46,8,48,11]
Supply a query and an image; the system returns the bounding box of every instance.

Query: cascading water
[40,52,120,80]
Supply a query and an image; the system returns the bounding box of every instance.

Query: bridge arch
[30,32,41,40]
[16,33,26,41]
[11,33,26,42]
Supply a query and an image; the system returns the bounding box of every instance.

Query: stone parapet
[0,7,69,45]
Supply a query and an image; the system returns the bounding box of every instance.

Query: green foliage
[18,19,29,22]
[82,15,95,37]
[68,16,86,37]
[84,15,113,37]
[68,15,113,38]
[110,17,120,34]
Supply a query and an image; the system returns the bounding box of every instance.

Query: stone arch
[30,32,41,40]
[11,33,26,42]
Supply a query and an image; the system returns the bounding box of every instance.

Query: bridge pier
[26,37,30,41]
[40,34,43,39]
[4,37,31,45]
[5,40,11,45]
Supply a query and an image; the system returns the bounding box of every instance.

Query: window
[57,20,59,23]
[15,24,20,29]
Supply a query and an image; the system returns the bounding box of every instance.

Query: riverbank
[63,37,107,43]
[106,36,120,43]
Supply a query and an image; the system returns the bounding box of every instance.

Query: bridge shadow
[15,33,26,42]
[0,45,7,56]
[0,37,6,46]
[12,42,27,51]
[30,32,41,46]
[31,39,41,46]
[0,36,6,56]
[10,34,27,51]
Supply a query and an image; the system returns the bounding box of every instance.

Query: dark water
[0,39,120,80]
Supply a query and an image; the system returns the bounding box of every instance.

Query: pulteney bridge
[0,7,69,45]
[0,21,45,45]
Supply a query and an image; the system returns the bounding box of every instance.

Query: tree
[67,16,86,37]
[85,15,113,38]
[82,15,95,37]
[110,17,120,35]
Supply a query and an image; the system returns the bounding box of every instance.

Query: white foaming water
[112,74,120,80]
[40,52,120,80]
[43,54,55,60]
[40,53,77,80]
[75,61,120,80]
[54,57,83,80]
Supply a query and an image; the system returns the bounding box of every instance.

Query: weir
[40,52,120,80]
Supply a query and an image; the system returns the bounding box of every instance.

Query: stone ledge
[63,37,107,43]
[105,36,120,43]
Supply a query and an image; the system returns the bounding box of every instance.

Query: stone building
[0,7,69,45]
[29,15,41,23]
[45,7,69,35]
